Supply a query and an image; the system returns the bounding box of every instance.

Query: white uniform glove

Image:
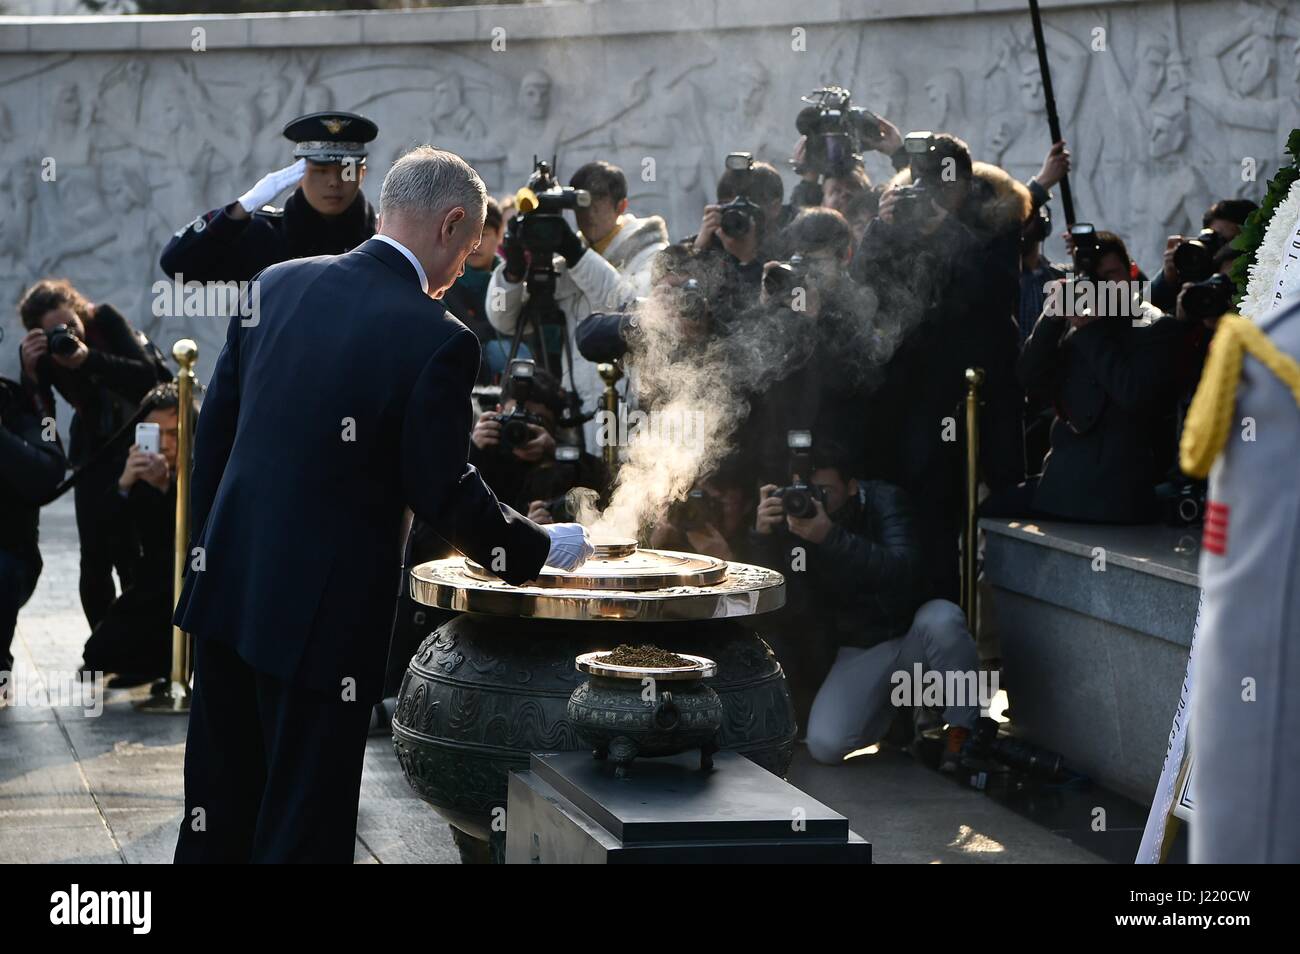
[543,522,595,571]
[236,158,307,214]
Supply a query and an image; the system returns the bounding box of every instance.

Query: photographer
[160,111,379,284]
[1,375,66,679]
[749,440,978,769]
[851,133,1027,600]
[576,244,717,365]
[649,457,756,562]
[469,363,609,521]
[688,156,792,318]
[739,208,875,478]
[994,231,1188,523]
[487,161,664,446]
[1150,199,1257,315]
[81,383,190,686]
[17,279,167,629]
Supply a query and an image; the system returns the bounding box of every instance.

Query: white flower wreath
[1240,177,1300,323]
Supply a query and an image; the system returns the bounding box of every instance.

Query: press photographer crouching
[17,279,170,629]
[470,360,609,522]
[1,374,66,681]
[987,230,1186,523]
[82,383,191,687]
[749,437,979,769]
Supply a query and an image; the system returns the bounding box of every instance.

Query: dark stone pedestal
[505,751,871,863]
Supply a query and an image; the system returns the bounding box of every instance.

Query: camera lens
[47,326,78,358]
[720,207,752,238]
[781,489,815,518]
[1173,241,1215,284]
[503,420,532,446]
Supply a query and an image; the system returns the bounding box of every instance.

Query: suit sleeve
[188,312,242,549]
[401,328,550,585]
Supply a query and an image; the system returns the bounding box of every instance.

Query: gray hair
[380,145,486,222]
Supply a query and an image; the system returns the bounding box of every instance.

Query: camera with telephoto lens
[1173,229,1227,284]
[513,157,590,258]
[1069,223,1103,278]
[1180,272,1235,323]
[46,323,82,359]
[794,86,885,178]
[495,359,548,452]
[773,429,828,518]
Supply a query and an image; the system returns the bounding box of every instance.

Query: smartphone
[135,422,161,455]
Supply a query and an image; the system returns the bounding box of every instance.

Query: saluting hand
[232,158,307,219]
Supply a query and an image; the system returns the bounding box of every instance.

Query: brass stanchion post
[597,362,622,478]
[137,339,198,714]
[962,367,984,634]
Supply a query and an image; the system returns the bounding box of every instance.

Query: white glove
[236,158,307,214]
[543,522,595,571]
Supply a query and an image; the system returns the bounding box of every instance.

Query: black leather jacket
[748,479,927,649]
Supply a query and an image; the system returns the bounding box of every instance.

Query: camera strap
[42,402,153,504]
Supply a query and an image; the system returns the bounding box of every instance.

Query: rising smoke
[589,243,934,542]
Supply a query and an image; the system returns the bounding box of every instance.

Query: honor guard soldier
[1180,290,1300,863]
[160,111,379,284]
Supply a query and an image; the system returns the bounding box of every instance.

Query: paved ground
[1,496,1100,864]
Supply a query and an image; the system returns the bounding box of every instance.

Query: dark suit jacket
[174,238,550,702]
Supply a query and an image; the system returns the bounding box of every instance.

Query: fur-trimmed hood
[888,161,1032,239]
[602,213,670,273]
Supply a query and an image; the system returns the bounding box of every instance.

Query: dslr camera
[669,487,722,532]
[1180,272,1235,323]
[495,359,549,452]
[890,132,940,230]
[717,152,766,238]
[1069,223,1104,278]
[762,254,808,302]
[513,157,591,260]
[45,323,82,360]
[773,429,828,518]
[1172,229,1227,284]
[794,85,885,178]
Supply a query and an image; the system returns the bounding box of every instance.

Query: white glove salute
[542,522,595,571]
[237,158,307,214]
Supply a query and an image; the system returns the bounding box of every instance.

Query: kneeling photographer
[17,279,170,630]
[470,360,609,523]
[81,383,189,687]
[750,437,979,768]
[1,373,66,680]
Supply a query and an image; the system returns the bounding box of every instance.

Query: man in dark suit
[173,146,593,864]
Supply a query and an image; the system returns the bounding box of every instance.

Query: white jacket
[487,212,668,446]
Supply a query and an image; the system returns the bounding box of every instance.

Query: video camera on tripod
[512,157,591,265]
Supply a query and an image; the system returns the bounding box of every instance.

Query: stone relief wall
[0,0,1295,385]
